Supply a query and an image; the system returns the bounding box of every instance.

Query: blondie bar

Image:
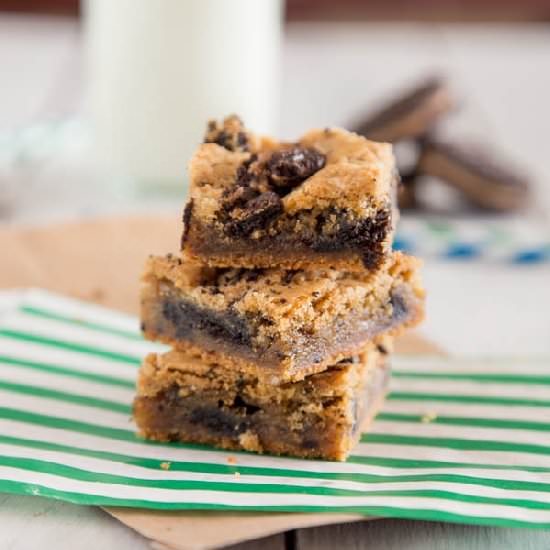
[133,344,390,460]
[141,252,424,384]
[181,116,397,272]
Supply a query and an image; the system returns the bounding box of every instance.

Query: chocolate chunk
[161,298,253,347]
[208,130,230,149]
[189,405,247,436]
[225,191,282,238]
[237,132,248,148]
[282,270,298,285]
[180,199,194,247]
[227,155,258,193]
[246,191,282,215]
[301,438,319,450]
[204,116,249,152]
[243,269,262,283]
[361,246,385,270]
[232,395,261,416]
[220,147,323,226]
[312,207,392,269]
[222,185,259,212]
[359,209,392,268]
[376,343,389,355]
[220,154,262,215]
[266,147,326,189]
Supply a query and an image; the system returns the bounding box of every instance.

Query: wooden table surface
[1,14,550,550]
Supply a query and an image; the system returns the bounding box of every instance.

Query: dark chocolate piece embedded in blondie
[133,344,390,461]
[140,252,424,384]
[181,116,397,272]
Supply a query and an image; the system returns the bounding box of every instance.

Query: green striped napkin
[1,289,549,528]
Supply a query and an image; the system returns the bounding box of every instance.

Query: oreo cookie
[417,138,530,211]
[354,77,454,143]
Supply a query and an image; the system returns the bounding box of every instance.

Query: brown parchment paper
[0,215,441,550]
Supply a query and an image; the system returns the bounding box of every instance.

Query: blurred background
[1,0,549,353]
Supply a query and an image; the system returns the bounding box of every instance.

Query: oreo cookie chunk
[181,116,398,272]
[141,252,425,384]
[417,138,530,211]
[203,114,252,152]
[354,77,454,143]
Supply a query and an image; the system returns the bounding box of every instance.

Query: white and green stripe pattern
[1,289,550,527]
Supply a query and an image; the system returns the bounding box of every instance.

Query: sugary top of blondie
[189,115,396,222]
[143,252,423,334]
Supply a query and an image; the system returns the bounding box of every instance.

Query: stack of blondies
[134,116,425,461]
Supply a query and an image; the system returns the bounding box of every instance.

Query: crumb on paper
[160,461,171,470]
[227,456,237,464]
[234,472,241,478]
[89,287,106,301]
[421,411,438,423]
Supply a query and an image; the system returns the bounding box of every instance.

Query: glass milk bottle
[84,0,283,189]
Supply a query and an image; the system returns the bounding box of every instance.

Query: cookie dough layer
[133,345,390,461]
[181,116,397,272]
[140,252,424,384]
